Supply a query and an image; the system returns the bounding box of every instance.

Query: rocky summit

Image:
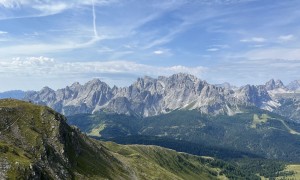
[23,73,300,122]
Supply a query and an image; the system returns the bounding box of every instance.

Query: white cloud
[251,44,265,48]
[206,44,229,52]
[0,0,21,8]
[0,56,208,91]
[278,34,295,41]
[164,65,206,76]
[0,57,207,78]
[97,46,114,53]
[32,3,69,14]
[206,48,219,52]
[92,0,99,38]
[143,20,192,49]
[153,49,172,56]
[11,56,54,66]
[240,37,267,43]
[0,0,118,18]
[0,36,112,56]
[211,44,229,49]
[0,0,117,9]
[153,50,164,55]
[242,48,300,60]
[0,43,73,56]
[0,31,7,34]
[78,0,119,6]
[0,1,71,19]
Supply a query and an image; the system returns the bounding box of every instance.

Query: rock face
[287,80,300,91]
[265,79,285,91]
[0,158,10,180]
[24,74,300,121]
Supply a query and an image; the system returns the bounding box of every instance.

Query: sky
[0,0,300,91]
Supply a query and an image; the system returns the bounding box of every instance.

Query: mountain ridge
[22,73,300,122]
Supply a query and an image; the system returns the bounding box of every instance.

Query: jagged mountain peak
[275,79,284,86]
[135,76,157,87]
[40,86,54,92]
[287,80,300,91]
[82,79,111,93]
[70,81,81,87]
[265,79,286,90]
[85,78,106,86]
[22,74,245,116]
[22,73,299,118]
[265,79,276,90]
[38,87,56,100]
[112,85,118,90]
[140,75,155,80]
[266,79,276,84]
[169,72,199,82]
[215,82,231,89]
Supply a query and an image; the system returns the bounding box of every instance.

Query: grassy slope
[278,164,300,179]
[103,142,222,180]
[68,108,300,162]
[0,99,230,179]
[260,164,300,180]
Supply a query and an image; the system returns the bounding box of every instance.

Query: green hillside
[0,99,249,179]
[68,108,300,162]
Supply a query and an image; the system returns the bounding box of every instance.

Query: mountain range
[0,90,25,100]
[16,73,300,122]
[2,74,300,179]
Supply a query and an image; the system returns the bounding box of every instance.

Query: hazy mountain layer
[0,90,25,99]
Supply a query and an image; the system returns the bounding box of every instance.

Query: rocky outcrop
[265,79,285,91]
[287,80,300,91]
[0,158,10,180]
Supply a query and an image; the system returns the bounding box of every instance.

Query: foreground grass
[276,164,300,180]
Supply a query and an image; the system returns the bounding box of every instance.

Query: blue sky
[0,0,300,91]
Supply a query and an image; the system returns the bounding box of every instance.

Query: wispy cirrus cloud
[153,48,172,56]
[32,3,69,14]
[209,57,300,86]
[0,0,119,19]
[0,56,207,91]
[243,47,300,60]
[153,50,164,55]
[11,56,54,65]
[0,0,21,8]
[0,31,7,34]
[206,48,219,52]
[278,34,295,41]
[0,1,69,18]
[240,37,267,43]
[0,0,116,9]
[0,42,90,56]
[0,56,207,78]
